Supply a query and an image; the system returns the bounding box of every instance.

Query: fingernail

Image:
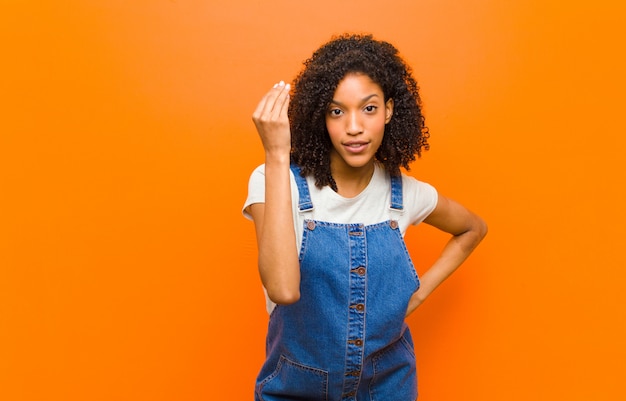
[285,84,291,91]
[278,80,285,86]
[273,83,278,88]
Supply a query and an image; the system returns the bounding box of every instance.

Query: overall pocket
[258,355,329,401]
[369,331,418,401]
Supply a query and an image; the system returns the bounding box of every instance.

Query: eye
[364,105,378,113]
[328,108,343,117]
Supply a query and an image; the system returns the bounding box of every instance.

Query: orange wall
[1,1,625,400]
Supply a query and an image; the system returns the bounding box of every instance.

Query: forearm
[257,153,301,304]
[406,211,487,316]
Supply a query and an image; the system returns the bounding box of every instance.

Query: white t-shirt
[242,163,438,313]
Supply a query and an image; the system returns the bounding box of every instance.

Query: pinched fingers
[252,81,291,126]
[252,81,292,153]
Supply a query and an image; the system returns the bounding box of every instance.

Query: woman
[243,33,487,400]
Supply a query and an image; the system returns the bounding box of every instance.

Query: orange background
[1,1,625,400]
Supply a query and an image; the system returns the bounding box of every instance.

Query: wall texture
[1,1,625,400]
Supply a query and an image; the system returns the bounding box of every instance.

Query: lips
[343,141,369,153]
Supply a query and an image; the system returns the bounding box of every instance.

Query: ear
[385,98,394,124]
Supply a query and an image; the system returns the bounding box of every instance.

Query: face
[325,73,393,175]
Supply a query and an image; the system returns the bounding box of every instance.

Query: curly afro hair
[289,33,430,190]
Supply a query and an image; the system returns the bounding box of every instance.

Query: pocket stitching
[258,355,328,401]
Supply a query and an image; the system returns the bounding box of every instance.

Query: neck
[330,160,376,198]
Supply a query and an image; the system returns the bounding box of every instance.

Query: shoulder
[401,172,436,193]
[399,171,439,222]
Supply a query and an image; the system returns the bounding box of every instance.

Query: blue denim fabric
[255,165,419,401]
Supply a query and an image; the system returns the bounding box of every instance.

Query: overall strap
[290,164,314,212]
[390,174,404,211]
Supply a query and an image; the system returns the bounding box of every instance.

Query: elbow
[258,258,301,305]
[267,288,301,305]
[460,217,487,254]
[471,216,488,247]
[477,217,488,241]
[462,216,488,247]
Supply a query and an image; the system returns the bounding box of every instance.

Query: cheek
[325,120,341,140]
[370,117,387,136]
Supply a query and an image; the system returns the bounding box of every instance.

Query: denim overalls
[255,165,420,401]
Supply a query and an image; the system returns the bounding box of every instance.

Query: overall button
[350,303,365,311]
[306,221,316,230]
[348,339,363,347]
[351,267,366,275]
[390,220,398,229]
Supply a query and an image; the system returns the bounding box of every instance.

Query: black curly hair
[289,33,430,190]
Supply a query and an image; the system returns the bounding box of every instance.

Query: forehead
[332,73,383,99]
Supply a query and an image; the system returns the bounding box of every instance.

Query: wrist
[406,291,425,317]
[264,150,291,165]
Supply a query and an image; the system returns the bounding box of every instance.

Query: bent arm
[248,81,300,304]
[405,195,488,316]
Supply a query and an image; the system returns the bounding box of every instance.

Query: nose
[346,112,363,135]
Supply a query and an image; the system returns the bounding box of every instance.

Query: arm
[248,81,301,305]
[405,195,488,316]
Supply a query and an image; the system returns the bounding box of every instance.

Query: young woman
[243,34,487,401]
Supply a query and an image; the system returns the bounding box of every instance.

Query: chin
[344,157,376,169]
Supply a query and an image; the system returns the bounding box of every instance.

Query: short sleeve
[242,164,267,220]
[402,174,438,226]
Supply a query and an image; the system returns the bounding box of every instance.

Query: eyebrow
[329,94,380,107]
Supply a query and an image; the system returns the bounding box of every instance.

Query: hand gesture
[252,81,291,157]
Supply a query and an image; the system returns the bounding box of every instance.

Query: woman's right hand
[249,81,301,305]
[252,81,291,157]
